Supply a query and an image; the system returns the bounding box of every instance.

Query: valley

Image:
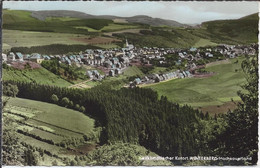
[2,7,258,166]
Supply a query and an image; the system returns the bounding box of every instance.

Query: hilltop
[30,10,186,27]
[201,13,258,44]
[2,9,258,50]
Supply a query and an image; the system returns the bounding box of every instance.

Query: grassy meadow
[3,97,97,165]
[145,57,246,109]
[3,67,72,87]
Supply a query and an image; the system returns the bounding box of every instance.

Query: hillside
[3,10,258,49]
[145,57,246,114]
[201,13,259,44]
[31,10,185,27]
[3,97,97,165]
[3,67,72,87]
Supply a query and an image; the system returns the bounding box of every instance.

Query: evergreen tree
[221,55,258,165]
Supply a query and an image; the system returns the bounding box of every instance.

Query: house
[43,55,51,60]
[229,53,236,58]
[115,68,121,75]
[190,47,197,52]
[7,52,16,61]
[134,78,141,85]
[15,52,24,61]
[30,53,44,64]
[2,53,7,62]
[86,71,94,79]
[104,60,113,68]
[109,70,115,77]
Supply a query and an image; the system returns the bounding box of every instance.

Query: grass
[3,29,90,50]
[3,67,72,87]
[150,66,168,74]
[7,97,95,136]
[19,135,63,155]
[3,96,97,165]
[30,128,65,143]
[193,38,218,48]
[123,66,144,77]
[101,23,140,32]
[145,57,246,107]
[75,26,99,32]
[75,23,140,33]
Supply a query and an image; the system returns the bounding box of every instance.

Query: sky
[3,1,259,24]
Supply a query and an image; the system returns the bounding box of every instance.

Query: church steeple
[126,38,129,47]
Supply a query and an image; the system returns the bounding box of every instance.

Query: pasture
[145,57,246,109]
[193,38,218,48]
[3,30,119,50]
[3,67,72,87]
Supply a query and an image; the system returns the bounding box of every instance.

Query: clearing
[145,57,246,109]
[193,38,218,48]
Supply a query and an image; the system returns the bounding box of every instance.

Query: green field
[3,67,72,87]
[3,29,90,50]
[75,23,139,32]
[193,38,218,48]
[146,57,246,107]
[3,97,97,165]
[6,97,95,136]
[123,66,144,77]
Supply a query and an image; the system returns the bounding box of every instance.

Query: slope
[201,13,258,44]
[145,57,246,108]
[3,67,72,87]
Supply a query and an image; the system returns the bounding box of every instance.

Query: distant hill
[201,13,259,44]
[126,15,186,27]
[31,10,186,27]
[2,9,258,49]
[31,10,95,20]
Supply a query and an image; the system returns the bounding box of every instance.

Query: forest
[3,54,258,166]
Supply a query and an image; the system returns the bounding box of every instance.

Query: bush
[51,94,59,103]
[79,106,85,112]
[3,83,19,97]
[61,97,70,107]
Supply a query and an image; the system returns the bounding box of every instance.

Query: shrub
[51,94,59,103]
[61,97,70,107]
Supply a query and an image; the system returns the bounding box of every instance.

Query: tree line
[3,54,258,165]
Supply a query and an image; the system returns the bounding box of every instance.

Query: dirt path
[68,80,92,89]
[139,77,178,88]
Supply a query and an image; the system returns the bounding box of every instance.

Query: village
[2,40,257,87]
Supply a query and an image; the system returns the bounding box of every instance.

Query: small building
[86,71,94,79]
[7,52,16,61]
[115,68,121,75]
[109,70,115,77]
[2,53,7,62]
[15,52,24,61]
[30,53,44,64]
[134,78,141,85]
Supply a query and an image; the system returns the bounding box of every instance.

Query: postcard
[1,1,259,166]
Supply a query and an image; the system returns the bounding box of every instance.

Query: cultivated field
[3,68,71,87]
[3,30,89,50]
[3,97,98,165]
[3,30,120,50]
[146,57,246,110]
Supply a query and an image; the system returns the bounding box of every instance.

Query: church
[125,39,134,50]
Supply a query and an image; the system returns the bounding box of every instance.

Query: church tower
[126,38,129,47]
